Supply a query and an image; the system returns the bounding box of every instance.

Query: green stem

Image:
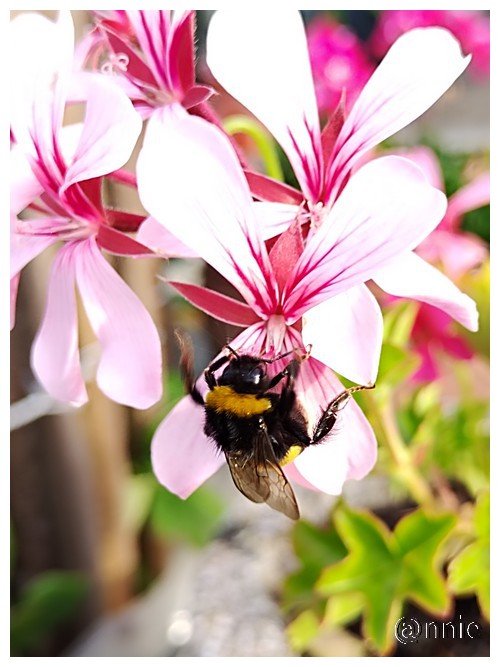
[223,115,284,181]
[365,392,436,510]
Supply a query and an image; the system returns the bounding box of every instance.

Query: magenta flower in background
[306,15,374,117]
[10,11,162,409]
[135,103,465,499]
[371,10,490,79]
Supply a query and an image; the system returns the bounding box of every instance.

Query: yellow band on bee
[206,386,272,417]
[280,445,303,467]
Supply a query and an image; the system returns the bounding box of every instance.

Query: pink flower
[390,146,489,382]
[371,10,490,79]
[136,105,460,499]
[10,11,162,409]
[306,16,375,117]
[203,10,477,376]
[404,146,490,279]
[82,10,219,256]
[84,10,212,118]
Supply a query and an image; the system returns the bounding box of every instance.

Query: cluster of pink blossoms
[11,10,483,501]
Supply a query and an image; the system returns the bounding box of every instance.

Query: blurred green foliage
[11,572,88,656]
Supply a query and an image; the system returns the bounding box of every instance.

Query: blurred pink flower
[10,11,162,409]
[306,15,375,117]
[371,10,490,79]
[137,104,459,498]
[394,146,489,382]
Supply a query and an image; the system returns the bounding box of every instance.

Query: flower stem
[365,391,436,510]
[223,114,284,181]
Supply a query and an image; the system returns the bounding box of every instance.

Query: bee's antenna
[225,344,240,359]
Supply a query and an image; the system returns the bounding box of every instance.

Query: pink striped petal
[253,201,300,240]
[152,394,225,499]
[289,355,377,494]
[372,251,478,331]
[302,285,383,385]
[284,156,447,318]
[137,104,279,317]
[74,238,162,409]
[207,10,323,202]
[31,243,87,406]
[137,217,199,258]
[327,28,470,204]
[390,145,444,190]
[169,281,260,327]
[63,74,142,189]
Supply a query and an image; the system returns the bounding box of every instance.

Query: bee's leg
[204,353,231,390]
[312,384,375,443]
[267,359,303,418]
[176,329,205,405]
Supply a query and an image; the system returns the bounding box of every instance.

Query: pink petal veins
[74,238,162,409]
[31,243,88,406]
[326,27,470,204]
[207,10,323,202]
[284,156,447,318]
[137,104,278,317]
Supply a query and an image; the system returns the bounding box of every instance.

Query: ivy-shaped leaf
[449,492,490,620]
[316,506,456,654]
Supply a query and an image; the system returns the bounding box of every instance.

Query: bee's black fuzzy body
[177,333,373,519]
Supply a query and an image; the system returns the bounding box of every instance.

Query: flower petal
[74,238,162,408]
[289,355,377,494]
[31,243,87,406]
[372,250,478,331]
[137,104,279,317]
[327,27,470,203]
[253,201,300,240]
[151,394,225,499]
[207,10,323,202]
[284,156,447,318]
[136,216,199,258]
[63,73,142,189]
[11,274,20,331]
[10,144,43,215]
[169,281,260,327]
[11,222,58,279]
[302,285,383,385]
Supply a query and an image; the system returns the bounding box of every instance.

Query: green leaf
[150,483,225,548]
[11,571,88,656]
[449,492,490,620]
[282,519,347,615]
[376,342,419,388]
[316,506,455,654]
[123,473,157,534]
[286,610,321,654]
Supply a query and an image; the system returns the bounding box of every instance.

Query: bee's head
[218,355,269,394]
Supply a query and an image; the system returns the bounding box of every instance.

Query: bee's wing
[225,428,300,520]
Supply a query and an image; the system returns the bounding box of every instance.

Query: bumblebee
[177,332,373,519]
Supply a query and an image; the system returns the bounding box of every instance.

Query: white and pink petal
[74,237,163,409]
[207,10,323,202]
[284,156,447,318]
[137,104,279,318]
[301,284,383,386]
[327,27,470,204]
[31,243,88,406]
[372,250,478,331]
